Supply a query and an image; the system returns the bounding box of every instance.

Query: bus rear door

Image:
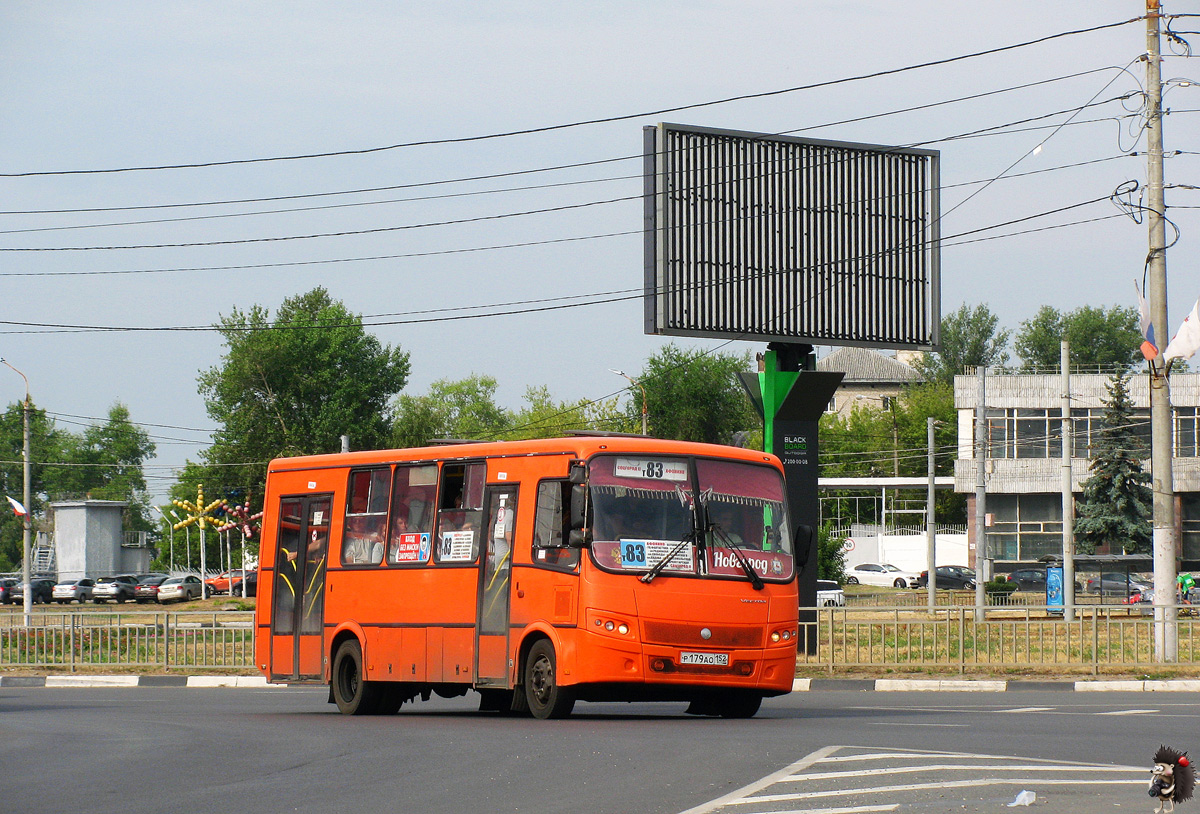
[269,494,332,681]
[476,485,517,685]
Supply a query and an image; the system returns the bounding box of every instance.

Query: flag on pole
[1164,297,1200,363]
[6,496,26,517]
[1136,281,1159,361]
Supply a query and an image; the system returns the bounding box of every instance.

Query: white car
[816,579,845,607]
[846,563,921,589]
[156,575,203,603]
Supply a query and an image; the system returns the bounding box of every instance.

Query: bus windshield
[589,455,794,582]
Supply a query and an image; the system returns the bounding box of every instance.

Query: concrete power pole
[1061,341,1075,624]
[974,366,988,614]
[1146,0,1177,662]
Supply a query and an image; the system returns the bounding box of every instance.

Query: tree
[0,402,156,571]
[392,375,513,447]
[198,287,410,500]
[817,522,847,583]
[48,404,156,531]
[632,344,758,445]
[819,381,965,526]
[1073,371,1152,554]
[0,401,67,571]
[504,386,627,440]
[1014,304,1140,371]
[913,303,1010,385]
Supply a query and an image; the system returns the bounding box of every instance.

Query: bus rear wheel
[718,692,762,718]
[332,639,384,715]
[524,640,575,719]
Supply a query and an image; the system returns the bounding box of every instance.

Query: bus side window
[388,464,437,565]
[343,468,390,566]
[532,480,579,571]
[435,462,485,563]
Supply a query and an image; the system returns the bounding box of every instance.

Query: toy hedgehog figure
[1150,745,1195,813]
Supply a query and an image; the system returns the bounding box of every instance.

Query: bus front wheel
[524,640,575,719]
[332,639,383,715]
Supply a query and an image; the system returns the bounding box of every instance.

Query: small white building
[51,499,152,580]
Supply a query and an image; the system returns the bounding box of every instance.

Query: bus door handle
[516,581,524,598]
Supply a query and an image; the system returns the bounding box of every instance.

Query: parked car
[1003,568,1082,593]
[205,569,251,595]
[134,575,171,603]
[915,565,976,590]
[816,579,845,607]
[229,570,257,598]
[157,575,203,603]
[1086,572,1152,596]
[845,563,921,588]
[12,578,55,604]
[92,574,139,604]
[53,578,95,604]
[0,577,16,604]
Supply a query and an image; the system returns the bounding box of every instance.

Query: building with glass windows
[954,371,1200,572]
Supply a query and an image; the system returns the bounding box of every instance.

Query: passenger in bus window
[710,503,746,548]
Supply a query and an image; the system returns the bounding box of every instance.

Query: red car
[204,569,250,595]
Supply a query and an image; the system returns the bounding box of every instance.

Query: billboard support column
[742,344,842,655]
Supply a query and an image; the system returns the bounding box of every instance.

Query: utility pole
[974,366,988,614]
[2,359,32,628]
[927,416,937,615]
[1146,0,1177,662]
[1061,341,1075,624]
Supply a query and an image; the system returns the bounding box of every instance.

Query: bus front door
[476,485,516,685]
[269,495,332,682]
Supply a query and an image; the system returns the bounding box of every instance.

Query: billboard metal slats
[644,123,940,349]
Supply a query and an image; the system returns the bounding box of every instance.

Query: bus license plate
[679,651,729,666]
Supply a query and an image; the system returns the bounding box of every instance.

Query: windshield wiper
[710,523,764,591]
[640,531,697,584]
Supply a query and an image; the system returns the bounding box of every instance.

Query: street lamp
[152,506,179,572]
[1,359,32,628]
[609,369,648,436]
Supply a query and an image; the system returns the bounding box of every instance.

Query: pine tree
[1073,371,1152,554]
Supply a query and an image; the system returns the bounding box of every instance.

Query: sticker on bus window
[619,538,693,572]
[393,532,431,564]
[439,529,475,562]
[613,458,688,482]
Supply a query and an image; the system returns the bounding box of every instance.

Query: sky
[1,1,1198,504]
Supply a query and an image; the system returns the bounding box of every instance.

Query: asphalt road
[1,686,1190,813]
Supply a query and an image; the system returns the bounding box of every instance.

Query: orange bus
[254,434,803,718]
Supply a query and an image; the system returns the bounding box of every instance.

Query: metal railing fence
[4,606,1199,675]
[799,604,1200,673]
[0,611,254,671]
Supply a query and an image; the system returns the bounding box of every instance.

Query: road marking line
[996,706,1054,713]
[45,675,139,687]
[1096,708,1158,715]
[722,778,1145,805]
[785,764,1145,782]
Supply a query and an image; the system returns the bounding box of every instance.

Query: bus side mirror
[568,461,586,484]
[793,524,815,558]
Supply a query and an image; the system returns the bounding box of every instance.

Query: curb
[3,675,1198,692]
[791,677,1200,692]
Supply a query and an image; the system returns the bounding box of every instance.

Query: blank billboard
[644,123,940,349]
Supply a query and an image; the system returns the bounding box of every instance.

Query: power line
[0,190,1119,335]
[0,18,1140,178]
